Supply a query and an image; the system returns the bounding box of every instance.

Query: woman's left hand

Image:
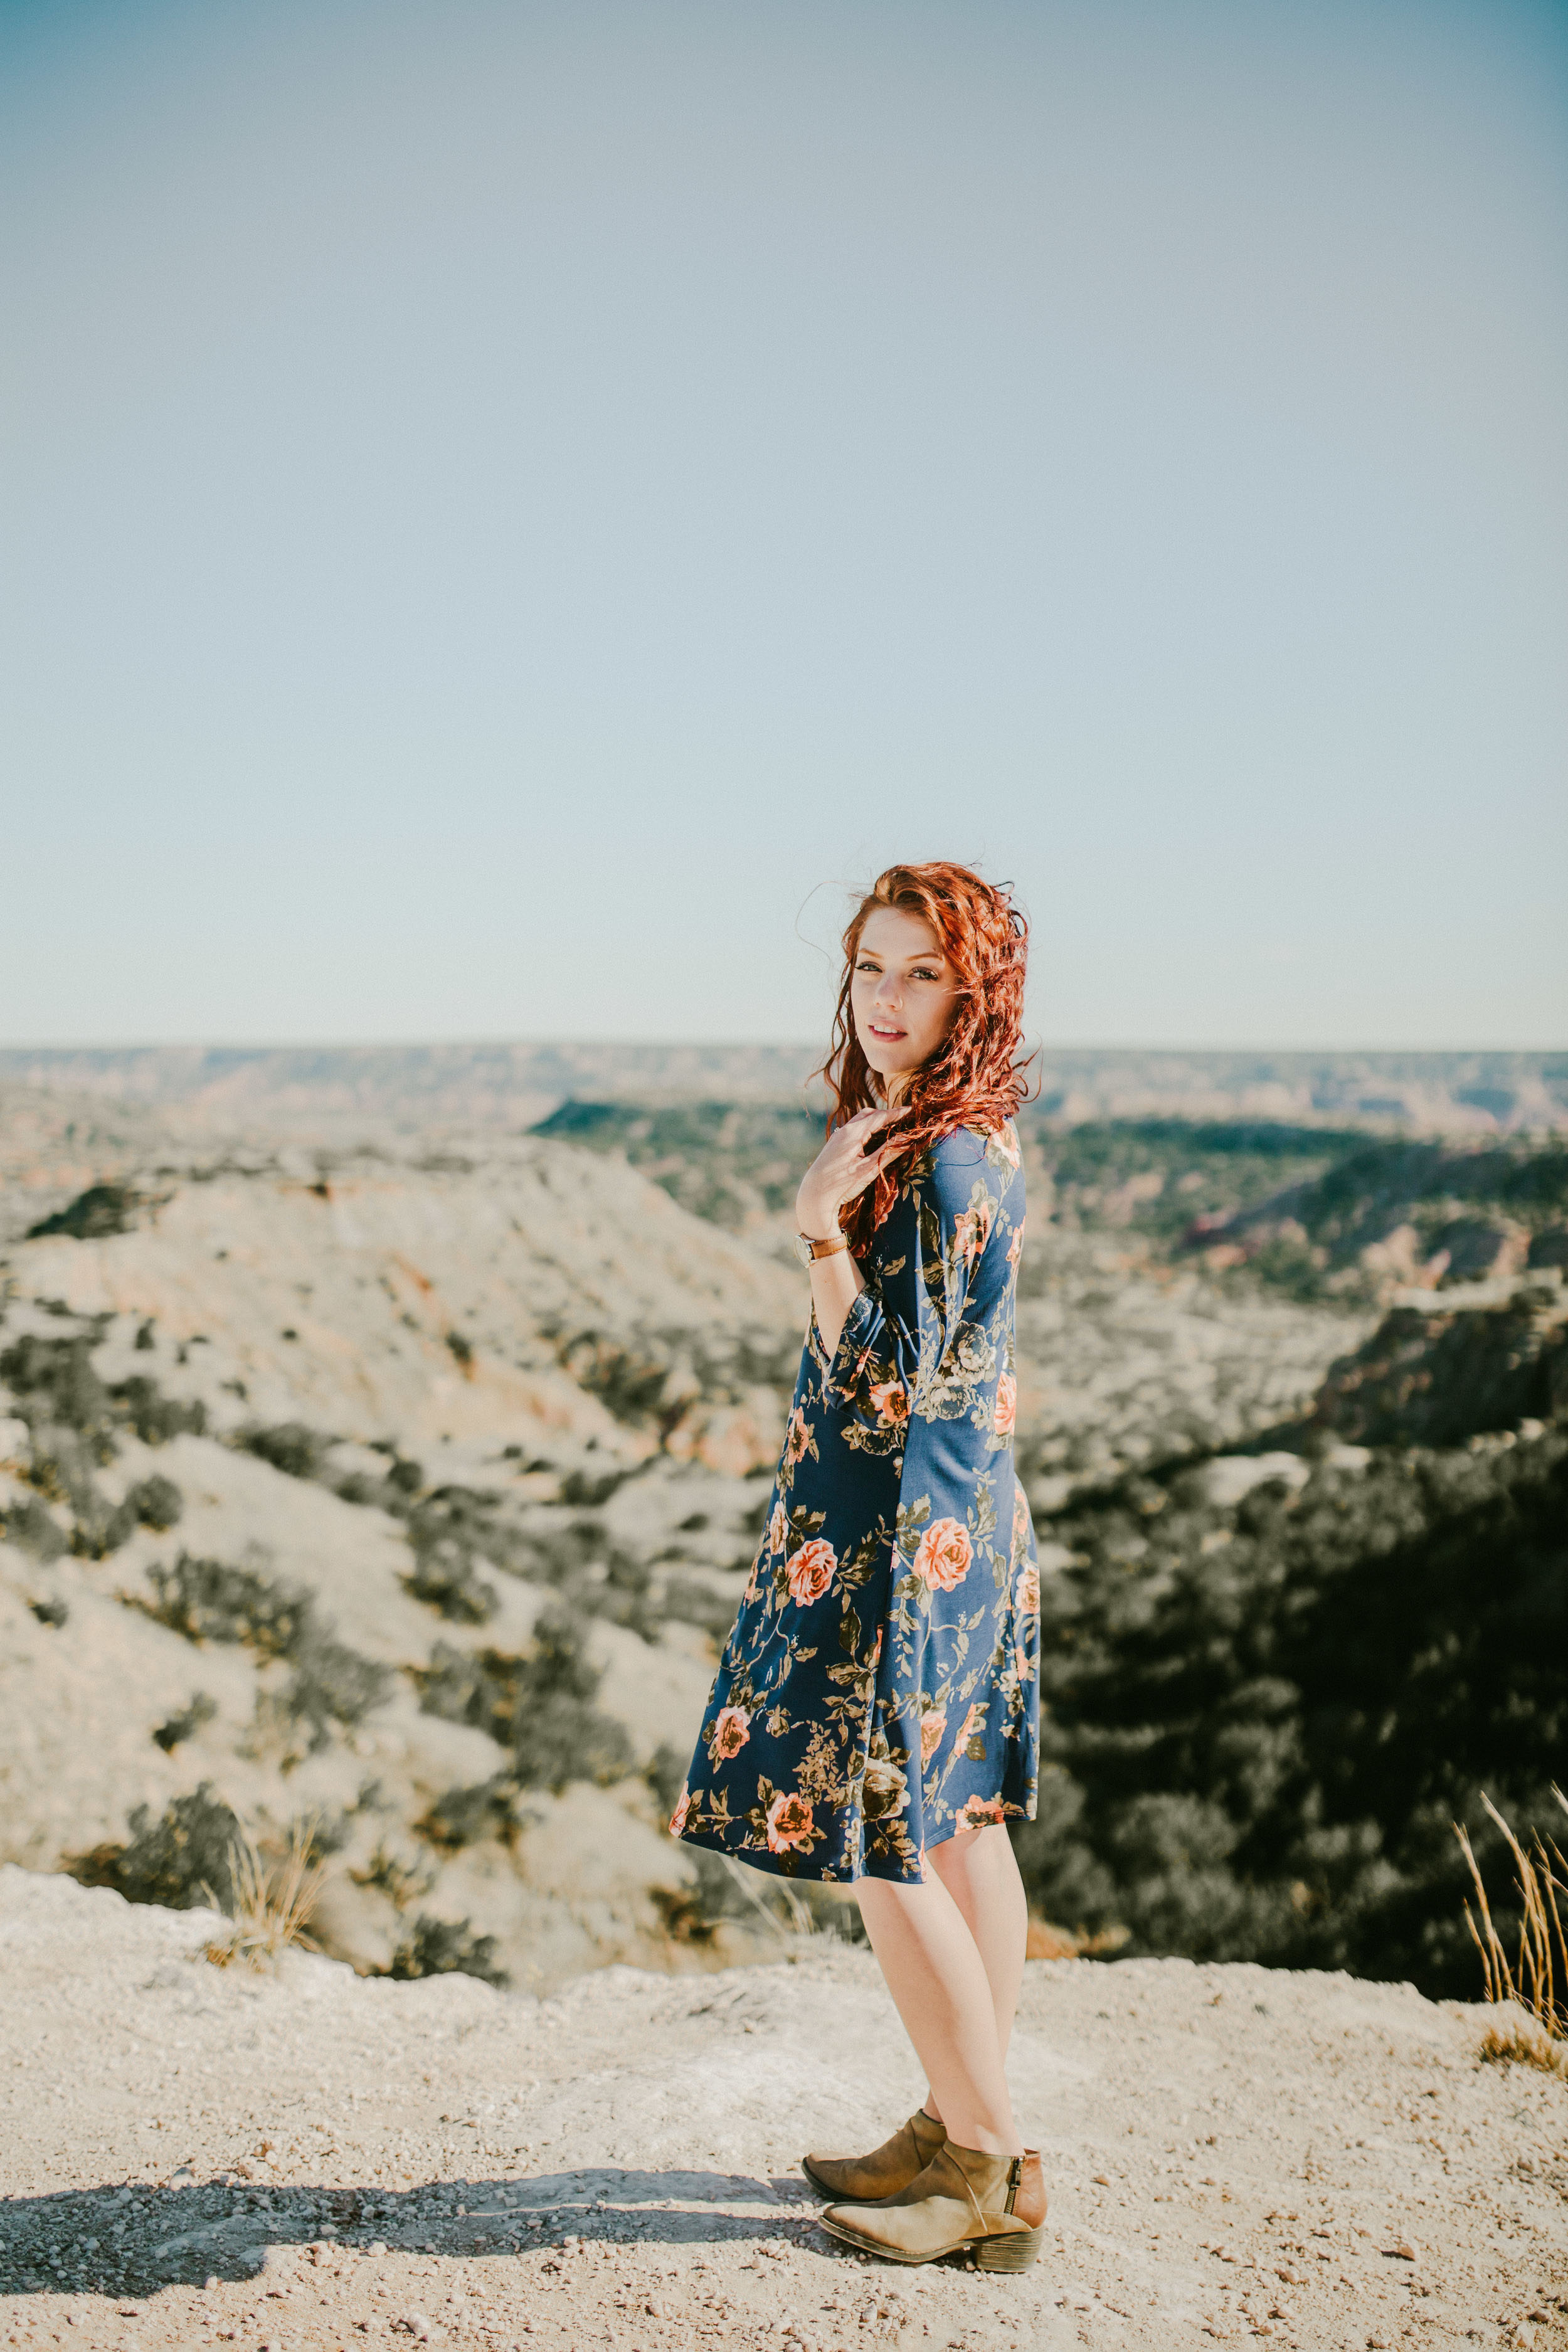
[795,1106,908,1239]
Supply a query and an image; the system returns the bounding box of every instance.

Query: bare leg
[919,1824,1029,2122]
[854,1855,1024,2158]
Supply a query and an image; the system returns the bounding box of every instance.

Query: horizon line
[0,1037,1564,1059]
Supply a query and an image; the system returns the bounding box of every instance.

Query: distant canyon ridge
[1,1042,1563,1139]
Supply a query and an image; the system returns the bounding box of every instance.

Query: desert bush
[278,1637,393,1747]
[513,1688,633,1791]
[413,1641,521,1741]
[519,1513,611,1585]
[18,1427,135,1555]
[240,1422,331,1480]
[559,1465,628,1507]
[138,1552,390,1746]
[0,1491,68,1561]
[416,1774,516,1850]
[414,1613,635,1793]
[144,1552,312,1656]
[405,1486,531,1575]
[24,1184,142,1241]
[0,1334,115,1443]
[29,1596,68,1627]
[660,1573,739,1643]
[152,1691,217,1751]
[382,1913,508,1988]
[0,1334,202,1457]
[509,1613,634,1790]
[127,1474,183,1532]
[402,1536,499,1625]
[107,1374,206,1445]
[73,1783,241,1911]
[646,1740,689,1816]
[351,1841,435,1910]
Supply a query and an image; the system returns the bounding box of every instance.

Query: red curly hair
[817,861,1032,1251]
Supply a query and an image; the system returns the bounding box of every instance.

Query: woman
[670,860,1046,2273]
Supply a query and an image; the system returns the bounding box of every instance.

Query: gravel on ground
[2,1867,1565,2351]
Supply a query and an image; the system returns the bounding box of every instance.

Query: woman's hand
[796,1106,908,1238]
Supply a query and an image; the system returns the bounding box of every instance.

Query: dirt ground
[1,1867,1564,2352]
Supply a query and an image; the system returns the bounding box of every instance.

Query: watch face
[792,1233,815,1267]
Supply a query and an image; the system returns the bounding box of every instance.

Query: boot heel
[976,2225,1042,2273]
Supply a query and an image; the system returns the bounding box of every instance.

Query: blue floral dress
[672,1124,1040,1883]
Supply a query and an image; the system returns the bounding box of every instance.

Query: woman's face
[850,906,960,1088]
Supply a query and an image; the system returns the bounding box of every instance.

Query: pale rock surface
[8,1140,802,1468]
[1,1869,1564,2352]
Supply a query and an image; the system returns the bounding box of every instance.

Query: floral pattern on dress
[672,1125,1040,1883]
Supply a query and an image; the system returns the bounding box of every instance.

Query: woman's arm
[807,1241,866,1359]
[816,1130,1009,1416]
[795,1106,905,1356]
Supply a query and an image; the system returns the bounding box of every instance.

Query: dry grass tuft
[720,1854,822,1945]
[1477,2015,1568,2080]
[1454,1787,1568,2076]
[1026,1914,1129,1960]
[203,1820,324,1970]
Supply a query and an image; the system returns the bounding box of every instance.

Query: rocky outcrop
[1313,1270,1568,1447]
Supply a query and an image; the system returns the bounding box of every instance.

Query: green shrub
[24,1184,142,1240]
[414,1613,635,1793]
[646,1741,688,1816]
[0,1493,68,1562]
[21,1428,128,1554]
[559,1465,628,1507]
[416,1774,516,1850]
[597,1550,660,1642]
[405,1485,531,1573]
[240,1423,331,1480]
[661,1574,739,1642]
[402,1537,499,1625]
[413,1641,521,1742]
[29,1596,68,1628]
[0,1334,114,1441]
[279,1638,393,1747]
[383,1913,508,1988]
[107,1375,206,1445]
[144,1553,310,1656]
[73,1783,241,1912]
[513,1690,635,1791]
[128,1474,183,1532]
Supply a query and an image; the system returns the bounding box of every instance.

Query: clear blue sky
[3,0,1564,1049]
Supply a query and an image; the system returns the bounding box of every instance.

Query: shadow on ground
[0,2168,828,2298]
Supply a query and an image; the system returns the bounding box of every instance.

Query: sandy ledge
[1,1867,1564,2351]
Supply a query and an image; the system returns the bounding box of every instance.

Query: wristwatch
[793,1231,849,1266]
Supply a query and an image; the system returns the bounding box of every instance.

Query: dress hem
[672,1799,1037,1887]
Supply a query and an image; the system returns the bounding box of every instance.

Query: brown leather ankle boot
[801,2109,946,2202]
[821,2140,1047,2269]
